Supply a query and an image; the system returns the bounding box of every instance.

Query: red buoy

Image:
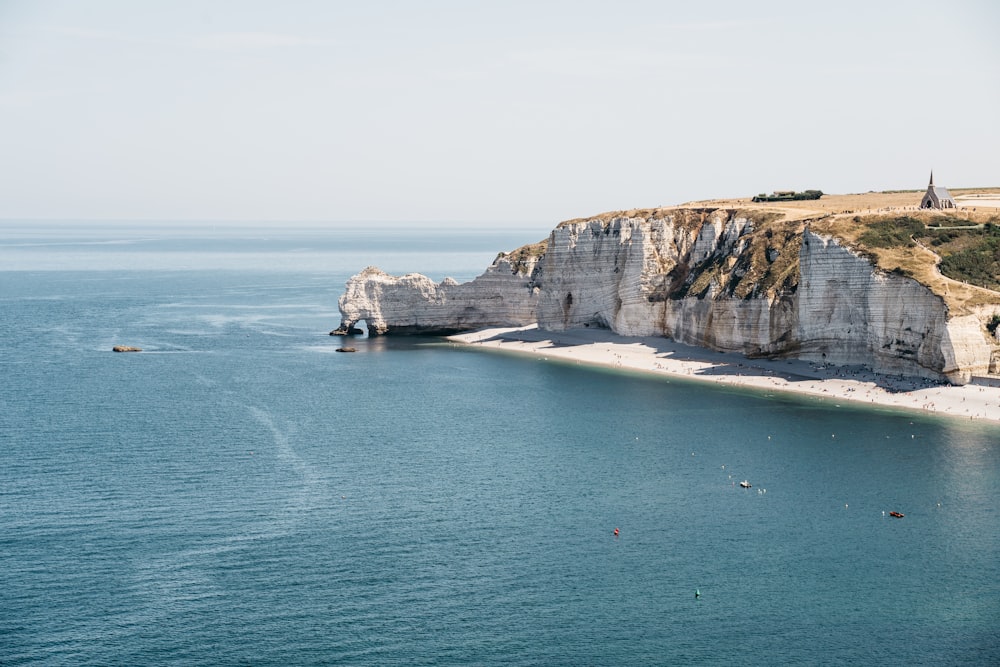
[613,528,619,537]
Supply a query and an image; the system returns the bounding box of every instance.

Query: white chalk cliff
[336,254,541,336]
[337,209,1000,384]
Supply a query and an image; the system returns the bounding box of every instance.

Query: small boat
[889,511,904,518]
[739,480,752,489]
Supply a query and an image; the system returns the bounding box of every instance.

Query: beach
[449,325,1000,424]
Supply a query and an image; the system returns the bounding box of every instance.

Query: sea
[1,220,998,666]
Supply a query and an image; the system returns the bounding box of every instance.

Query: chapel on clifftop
[920,171,957,209]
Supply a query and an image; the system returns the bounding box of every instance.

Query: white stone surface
[338,255,540,335]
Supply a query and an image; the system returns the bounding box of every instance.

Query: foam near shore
[448,325,1000,424]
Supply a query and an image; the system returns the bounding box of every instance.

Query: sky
[1,0,998,224]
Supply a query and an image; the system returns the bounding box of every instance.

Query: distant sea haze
[1,221,997,665]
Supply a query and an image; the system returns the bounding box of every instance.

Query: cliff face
[795,232,992,382]
[336,209,1000,384]
[537,211,800,356]
[337,255,541,336]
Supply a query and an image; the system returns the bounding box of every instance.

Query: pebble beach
[450,325,1000,424]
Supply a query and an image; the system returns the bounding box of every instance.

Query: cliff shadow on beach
[468,327,948,395]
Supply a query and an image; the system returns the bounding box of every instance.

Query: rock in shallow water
[329,325,364,336]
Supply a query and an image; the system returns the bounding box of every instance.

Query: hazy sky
[1,0,997,224]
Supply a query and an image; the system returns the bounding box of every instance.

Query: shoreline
[447,325,1000,425]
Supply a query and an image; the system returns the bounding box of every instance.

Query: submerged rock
[330,325,364,336]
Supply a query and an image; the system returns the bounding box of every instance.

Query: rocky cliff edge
[336,207,1000,384]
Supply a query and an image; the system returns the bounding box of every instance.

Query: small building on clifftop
[920,171,957,209]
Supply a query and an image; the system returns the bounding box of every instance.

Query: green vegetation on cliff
[848,213,1000,292]
[678,219,803,300]
[933,223,1000,292]
[857,216,925,248]
[988,313,1000,335]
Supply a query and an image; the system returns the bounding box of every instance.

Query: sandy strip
[448,325,1000,425]
[954,197,1000,208]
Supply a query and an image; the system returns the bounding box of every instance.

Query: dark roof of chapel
[932,185,954,200]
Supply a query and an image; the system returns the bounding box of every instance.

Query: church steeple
[920,170,956,209]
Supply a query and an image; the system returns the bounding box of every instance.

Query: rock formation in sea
[336,207,1000,384]
[336,250,542,336]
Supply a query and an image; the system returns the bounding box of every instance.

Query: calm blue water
[2,221,998,665]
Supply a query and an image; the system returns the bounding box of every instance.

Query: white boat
[739,480,752,488]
